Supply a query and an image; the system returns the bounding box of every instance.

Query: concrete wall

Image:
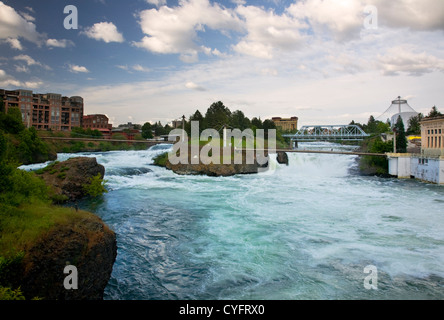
[388,153,444,185]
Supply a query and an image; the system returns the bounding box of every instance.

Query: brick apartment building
[83,114,113,137]
[0,88,83,131]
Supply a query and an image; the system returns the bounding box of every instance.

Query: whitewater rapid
[21,142,444,299]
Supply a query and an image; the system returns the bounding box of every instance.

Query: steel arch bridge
[282,125,370,142]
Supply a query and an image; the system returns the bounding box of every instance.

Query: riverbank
[1,130,117,300]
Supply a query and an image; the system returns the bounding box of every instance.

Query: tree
[406,113,423,135]
[262,119,277,139]
[229,110,250,131]
[394,116,407,153]
[163,123,172,135]
[186,110,204,135]
[141,122,153,139]
[366,115,377,133]
[205,101,231,130]
[0,108,25,134]
[427,106,442,118]
[0,96,4,113]
[251,117,263,129]
[152,121,165,136]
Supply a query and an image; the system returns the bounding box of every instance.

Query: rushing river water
[24,142,444,299]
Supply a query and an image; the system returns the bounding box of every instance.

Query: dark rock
[39,157,105,202]
[165,161,262,176]
[276,151,289,165]
[20,213,117,300]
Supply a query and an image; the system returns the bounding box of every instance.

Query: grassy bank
[0,132,109,299]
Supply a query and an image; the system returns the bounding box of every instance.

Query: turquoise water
[26,143,444,299]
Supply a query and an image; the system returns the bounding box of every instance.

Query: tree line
[351,105,442,155]
[141,101,289,145]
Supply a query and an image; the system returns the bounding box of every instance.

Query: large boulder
[20,211,117,300]
[38,157,105,201]
[276,151,289,165]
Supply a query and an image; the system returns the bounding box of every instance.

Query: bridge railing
[283,125,370,141]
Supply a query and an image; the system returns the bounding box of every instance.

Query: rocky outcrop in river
[37,157,105,202]
[20,211,117,300]
[165,161,266,176]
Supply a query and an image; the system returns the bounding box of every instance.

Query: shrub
[0,286,26,300]
[0,252,25,288]
[153,152,169,167]
[83,173,108,198]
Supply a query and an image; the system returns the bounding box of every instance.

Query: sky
[0,0,443,127]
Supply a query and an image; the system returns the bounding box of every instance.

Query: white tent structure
[377,96,418,130]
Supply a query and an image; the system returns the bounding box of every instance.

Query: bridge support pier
[289,139,298,149]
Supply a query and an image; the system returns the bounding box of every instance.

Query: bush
[0,108,25,134]
[360,136,393,175]
[83,173,108,198]
[153,152,169,167]
[17,127,49,164]
[0,165,49,206]
[0,286,26,300]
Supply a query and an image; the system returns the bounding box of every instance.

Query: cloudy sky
[1,0,443,127]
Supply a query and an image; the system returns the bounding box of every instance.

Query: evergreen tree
[250,117,263,129]
[406,113,423,135]
[427,106,442,118]
[394,116,407,153]
[141,122,153,139]
[187,110,204,134]
[205,101,231,130]
[229,110,250,130]
[366,115,377,133]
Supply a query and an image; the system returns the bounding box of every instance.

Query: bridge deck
[283,124,370,141]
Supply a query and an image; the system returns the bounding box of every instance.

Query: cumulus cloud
[0,1,44,44]
[0,68,42,88]
[146,0,167,7]
[15,65,29,73]
[185,81,206,91]
[287,0,365,42]
[13,54,51,70]
[82,22,125,43]
[19,11,35,22]
[378,47,444,76]
[233,5,307,59]
[3,38,23,50]
[133,0,243,61]
[69,64,90,73]
[372,0,444,31]
[46,38,75,48]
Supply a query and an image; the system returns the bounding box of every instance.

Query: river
[23,142,444,299]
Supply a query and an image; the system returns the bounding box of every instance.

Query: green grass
[0,202,92,257]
